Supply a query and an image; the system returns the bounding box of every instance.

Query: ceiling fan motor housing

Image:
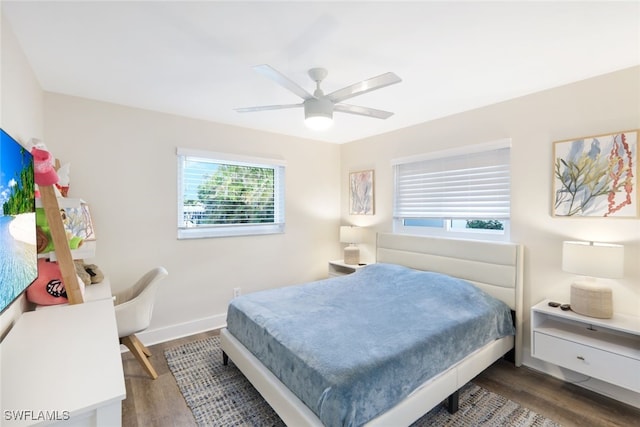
[304,97,333,130]
[308,67,328,83]
[304,97,333,120]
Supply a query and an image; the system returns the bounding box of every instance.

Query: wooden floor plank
[121,329,640,426]
[474,360,640,427]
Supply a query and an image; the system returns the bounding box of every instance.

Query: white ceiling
[3,1,639,144]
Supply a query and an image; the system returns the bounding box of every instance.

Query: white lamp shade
[340,226,364,244]
[562,241,624,279]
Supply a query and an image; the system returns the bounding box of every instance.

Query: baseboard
[522,350,640,409]
[134,312,226,347]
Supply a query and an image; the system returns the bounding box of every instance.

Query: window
[177,148,285,239]
[393,140,511,241]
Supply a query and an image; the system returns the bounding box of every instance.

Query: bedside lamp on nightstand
[562,240,624,319]
[340,226,364,265]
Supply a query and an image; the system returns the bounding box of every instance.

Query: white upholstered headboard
[376,232,524,365]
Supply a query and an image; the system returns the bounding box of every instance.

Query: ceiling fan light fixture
[305,114,333,131]
[304,98,333,131]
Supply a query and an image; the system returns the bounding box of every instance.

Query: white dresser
[1,297,125,426]
[531,299,640,393]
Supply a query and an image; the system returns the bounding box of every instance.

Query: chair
[113,267,168,379]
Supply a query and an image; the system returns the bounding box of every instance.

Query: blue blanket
[226,263,515,427]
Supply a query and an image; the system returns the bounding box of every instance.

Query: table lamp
[340,226,364,265]
[562,241,624,319]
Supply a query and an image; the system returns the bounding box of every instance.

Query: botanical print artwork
[350,170,374,215]
[553,130,637,217]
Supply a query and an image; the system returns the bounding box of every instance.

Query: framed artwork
[349,169,374,215]
[553,130,638,217]
[36,201,96,253]
[61,203,96,241]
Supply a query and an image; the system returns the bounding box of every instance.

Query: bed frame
[220,233,523,426]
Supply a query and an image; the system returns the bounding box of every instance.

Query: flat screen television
[0,129,37,314]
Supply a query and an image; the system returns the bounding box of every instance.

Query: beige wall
[340,66,640,403]
[43,93,342,341]
[0,14,44,338]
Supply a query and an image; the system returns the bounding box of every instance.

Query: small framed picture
[349,169,374,215]
[61,203,96,241]
[553,130,638,217]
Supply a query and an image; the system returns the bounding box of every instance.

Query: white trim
[390,138,511,166]
[134,312,226,347]
[177,223,285,239]
[393,219,511,242]
[176,147,287,167]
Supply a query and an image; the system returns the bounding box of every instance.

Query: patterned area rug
[165,336,560,427]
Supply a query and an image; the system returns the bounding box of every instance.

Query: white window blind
[393,143,511,219]
[177,148,285,239]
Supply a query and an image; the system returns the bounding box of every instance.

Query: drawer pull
[577,356,585,361]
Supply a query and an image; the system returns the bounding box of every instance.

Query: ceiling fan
[235,64,402,130]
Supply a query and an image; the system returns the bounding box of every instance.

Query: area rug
[165,336,560,427]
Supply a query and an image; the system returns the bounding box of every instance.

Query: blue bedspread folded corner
[226,263,515,427]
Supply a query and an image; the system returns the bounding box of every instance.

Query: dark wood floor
[121,329,640,427]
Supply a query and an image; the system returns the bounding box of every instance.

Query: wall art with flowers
[553,130,637,217]
[349,169,374,215]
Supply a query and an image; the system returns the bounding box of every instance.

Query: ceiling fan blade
[253,64,314,100]
[328,72,402,103]
[235,103,303,113]
[334,103,394,119]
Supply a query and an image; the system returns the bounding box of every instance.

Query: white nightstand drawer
[534,331,640,393]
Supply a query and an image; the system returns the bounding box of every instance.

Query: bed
[220,233,523,426]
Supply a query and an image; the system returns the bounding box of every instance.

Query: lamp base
[570,281,612,319]
[344,246,360,265]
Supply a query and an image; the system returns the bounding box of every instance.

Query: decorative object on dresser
[35,197,97,260]
[562,240,624,318]
[339,225,364,265]
[34,147,85,304]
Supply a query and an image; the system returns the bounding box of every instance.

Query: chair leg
[130,334,152,357]
[121,334,158,380]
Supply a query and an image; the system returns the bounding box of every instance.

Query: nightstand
[531,299,640,393]
[328,260,369,277]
